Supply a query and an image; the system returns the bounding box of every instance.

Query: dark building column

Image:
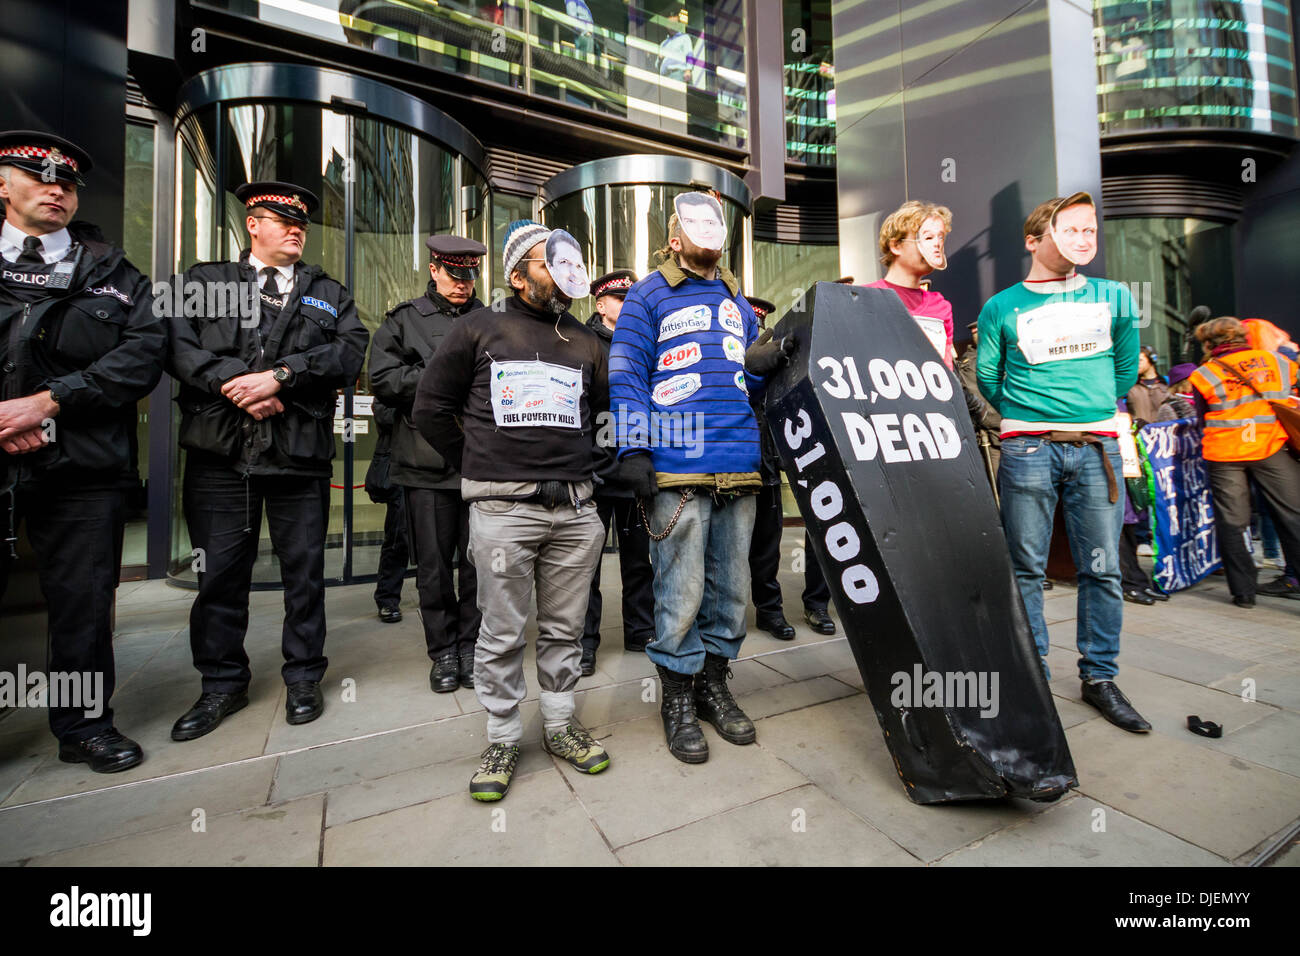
[830,0,1103,330]
[1235,1,1300,342]
[743,0,787,209]
[0,0,129,244]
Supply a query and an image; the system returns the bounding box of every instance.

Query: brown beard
[523,272,569,314]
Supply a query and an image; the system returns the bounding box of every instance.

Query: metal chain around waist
[639,487,694,541]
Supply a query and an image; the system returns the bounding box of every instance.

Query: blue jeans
[997,436,1125,681]
[646,488,756,675]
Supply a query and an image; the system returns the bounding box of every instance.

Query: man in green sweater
[976,192,1149,733]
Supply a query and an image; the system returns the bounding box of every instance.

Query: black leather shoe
[579,643,597,677]
[58,728,144,773]
[803,607,836,635]
[1081,680,1151,733]
[171,690,250,741]
[756,613,796,640]
[429,654,459,693]
[623,633,651,653]
[458,650,476,689]
[1233,594,1256,609]
[285,680,324,725]
[657,665,708,764]
[378,605,402,623]
[1123,587,1156,606]
[1042,579,1054,591]
[1142,587,1169,602]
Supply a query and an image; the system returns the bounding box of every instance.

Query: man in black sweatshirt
[413,219,612,802]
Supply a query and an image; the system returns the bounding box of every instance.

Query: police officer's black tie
[17,236,44,265]
[259,266,279,293]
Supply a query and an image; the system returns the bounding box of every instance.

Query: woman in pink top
[864,200,955,369]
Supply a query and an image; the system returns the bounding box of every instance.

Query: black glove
[618,452,658,498]
[744,328,796,375]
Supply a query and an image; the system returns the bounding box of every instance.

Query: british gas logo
[658,304,712,341]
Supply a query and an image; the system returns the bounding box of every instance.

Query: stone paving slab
[753,694,1057,863]
[551,713,810,849]
[616,783,919,866]
[27,795,325,867]
[936,795,1227,867]
[0,759,275,864]
[323,767,617,866]
[324,746,555,828]
[1068,718,1300,860]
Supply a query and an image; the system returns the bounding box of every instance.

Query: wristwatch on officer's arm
[273,365,294,385]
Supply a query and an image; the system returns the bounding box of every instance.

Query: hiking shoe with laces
[469,743,520,801]
[543,724,610,773]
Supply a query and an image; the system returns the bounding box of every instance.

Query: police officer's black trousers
[374,487,409,609]
[802,530,831,612]
[183,462,329,693]
[403,486,479,660]
[748,484,785,617]
[1,483,123,743]
[582,496,654,649]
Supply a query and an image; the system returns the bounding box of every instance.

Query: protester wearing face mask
[864,200,956,369]
[412,219,612,801]
[976,192,1148,734]
[608,192,795,765]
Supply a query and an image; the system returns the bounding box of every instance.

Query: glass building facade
[783,0,836,165]
[1095,0,1300,136]
[201,0,749,148]
[538,155,752,318]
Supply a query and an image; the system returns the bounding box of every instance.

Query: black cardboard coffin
[765,282,1077,804]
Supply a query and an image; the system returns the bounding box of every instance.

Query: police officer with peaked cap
[0,130,167,772]
[166,180,368,739]
[369,234,487,693]
[742,296,799,639]
[581,268,654,676]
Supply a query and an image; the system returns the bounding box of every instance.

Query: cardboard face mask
[674,192,727,251]
[912,220,948,271]
[545,230,590,299]
[1048,205,1098,267]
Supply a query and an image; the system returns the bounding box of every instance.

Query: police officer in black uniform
[744,297,797,639]
[366,395,408,623]
[166,181,368,739]
[582,269,654,676]
[369,235,485,693]
[0,131,166,772]
[744,296,837,637]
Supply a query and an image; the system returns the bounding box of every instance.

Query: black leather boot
[657,665,709,764]
[694,653,756,745]
[430,653,459,693]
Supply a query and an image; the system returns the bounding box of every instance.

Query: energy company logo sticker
[718,299,744,336]
[658,341,702,372]
[659,304,712,341]
[722,335,745,364]
[653,373,701,406]
[734,369,748,394]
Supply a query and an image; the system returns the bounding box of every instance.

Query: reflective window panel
[1095,0,1300,137]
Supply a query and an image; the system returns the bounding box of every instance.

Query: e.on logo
[658,341,702,372]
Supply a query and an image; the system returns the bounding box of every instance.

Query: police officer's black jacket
[166,250,368,477]
[584,313,631,499]
[0,218,166,485]
[369,283,481,490]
